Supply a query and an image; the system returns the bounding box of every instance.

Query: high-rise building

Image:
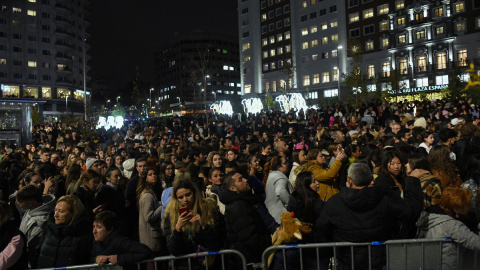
[238,0,347,101]
[238,0,480,102]
[0,0,90,121]
[153,32,240,114]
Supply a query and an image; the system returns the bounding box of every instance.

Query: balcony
[55,3,73,14]
[55,29,73,38]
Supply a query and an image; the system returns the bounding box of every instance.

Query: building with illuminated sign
[238,0,480,103]
[0,0,90,121]
[346,0,480,101]
[153,32,241,114]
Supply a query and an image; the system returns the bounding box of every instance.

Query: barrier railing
[136,249,247,270]
[33,264,122,270]
[260,238,480,270]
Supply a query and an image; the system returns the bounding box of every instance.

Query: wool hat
[122,158,136,179]
[451,118,462,126]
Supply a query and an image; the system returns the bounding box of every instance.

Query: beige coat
[138,191,163,252]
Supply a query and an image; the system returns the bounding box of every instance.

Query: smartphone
[179,206,190,215]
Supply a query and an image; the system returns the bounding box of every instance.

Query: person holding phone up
[162,179,225,268]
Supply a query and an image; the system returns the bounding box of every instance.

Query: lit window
[436,75,448,85]
[27,10,36,16]
[311,40,318,47]
[310,25,317,33]
[382,62,391,77]
[350,13,359,23]
[398,34,406,43]
[13,7,22,13]
[301,1,307,8]
[322,72,330,83]
[302,42,309,49]
[436,52,447,69]
[302,28,309,36]
[333,69,339,81]
[285,45,291,52]
[332,50,338,57]
[399,58,408,74]
[28,0,36,2]
[262,38,268,46]
[243,56,251,62]
[380,21,389,31]
[277,47,283,54]
[270,36,275,44]
[285,31,291,39]
[381,37,389,48]
[396,0,404,10]
[270,49,276,57]
[312,54,318,61]
[457,49,467,66]
[331,34,338,42]
[242,43,250,51]
[313,74,320,84]
[330,19,338,28]
[271,62,276,69]
[321,23,328,30]
[455,3,464,12]
[417,56,427,71]
[436,26,444,35]
[397,17,405,26]
[416,77,428,87]
[262,13,267,21]
[434,7,443,17]
[378,4,389,14]
[321,37,328,45]
[263,63,269,71]
[416,30,425,40]
[366,41,374,51]
[303,75,310,86]
[277,34,283,42]
[0,58,5,64]
[324,89,338,97]
[363,8,374,19]
[456,22,465,32]
[244,84,251,94]
[263,51,269,58]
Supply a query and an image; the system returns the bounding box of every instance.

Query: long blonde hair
[163,179,217,236]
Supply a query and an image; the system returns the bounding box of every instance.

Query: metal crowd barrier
[136,249,247,270]
[261,238,480,270]
[32,249,246,270]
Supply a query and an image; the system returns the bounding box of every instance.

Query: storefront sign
[388,84,448,94]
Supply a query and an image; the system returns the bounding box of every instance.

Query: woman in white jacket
[416,187,480,270]
[265,156,293,224]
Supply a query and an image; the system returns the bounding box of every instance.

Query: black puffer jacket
[35,213,92,268]
[219,189,277,265]
[315,176,423,270]
[91,229,152,269]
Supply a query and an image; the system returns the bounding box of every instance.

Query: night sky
[88,0,238,89]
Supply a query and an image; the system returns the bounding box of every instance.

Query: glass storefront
[1,84,20,98]
[23,87,39,98]
[57,88,70,99]
[42,87,52,99]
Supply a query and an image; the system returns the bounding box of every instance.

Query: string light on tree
[275,93,308,116]
[210,100,234,116]
[96,116,124,130]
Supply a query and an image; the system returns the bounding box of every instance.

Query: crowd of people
[1,97,480,270]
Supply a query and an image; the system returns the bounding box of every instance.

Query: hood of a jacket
[339,187,385,211]
[416,209,453,232]
[28,194,56,217]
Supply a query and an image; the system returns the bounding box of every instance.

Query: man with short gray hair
[315,163,424,269]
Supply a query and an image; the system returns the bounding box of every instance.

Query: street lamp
[65,95,69,115]
[203,75,210,122]
[177,97,181,108]
[150,88,154,106]
[337,45,343,100]
[212,91,216,102]
[116,96,120,104]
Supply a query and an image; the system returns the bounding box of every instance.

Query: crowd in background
[1,97,480,270]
